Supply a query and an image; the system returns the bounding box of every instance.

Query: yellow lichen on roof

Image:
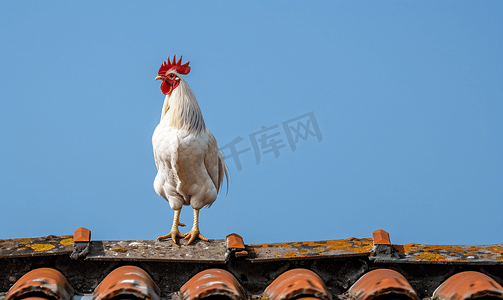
[60,238,74,246]
[396,244,466,253]
[468,245,503,253]
[0,235,74,258]
[26,244,56,252]
[414,252,447,261]
[253,238,372,253]
[247,238,373,261]
[285,252,297,258]
[391,243,503,263]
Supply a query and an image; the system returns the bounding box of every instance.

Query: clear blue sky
[1,1,502,246]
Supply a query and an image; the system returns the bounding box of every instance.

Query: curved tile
[226,233,245,250]
[73,227,91,242]
[433,271,503,300]
[348,268,418,300]
[180,269,246,300]
[373,230,391,245]
[93,265,160,300]
[263,268,331,300]
[5,268,74,300]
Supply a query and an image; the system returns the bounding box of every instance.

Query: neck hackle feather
[161,73,206,136]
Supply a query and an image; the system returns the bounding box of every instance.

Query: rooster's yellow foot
[157,228,185,244]
[183,229,208,245]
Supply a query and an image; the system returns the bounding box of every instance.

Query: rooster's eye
[169,74,175,78]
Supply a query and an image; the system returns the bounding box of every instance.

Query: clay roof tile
[180,269,246,300]
[263,269,331,300]
[5,268,74,300]
[348,269,419,300]
[433,271,503,300]
[92,266,160,300]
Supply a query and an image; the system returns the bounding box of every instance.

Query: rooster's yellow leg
[157,209,186,243]
[183,208,208,245]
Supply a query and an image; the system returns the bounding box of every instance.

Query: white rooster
[152,55,228,245]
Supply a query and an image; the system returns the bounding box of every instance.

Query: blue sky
[0,1,502,246]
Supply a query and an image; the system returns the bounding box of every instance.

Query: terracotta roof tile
[348,268,419,300]
[227,233,249,258]
[263,269,331,300]
[73,228,91,242]
[372,230,390,245]
[227,233,246,250]
[93,266,160,300]
[5,268,74,300]
[180,269,246,300]
[433,271,503,300]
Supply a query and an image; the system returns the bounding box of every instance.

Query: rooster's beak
[154,76,163,81]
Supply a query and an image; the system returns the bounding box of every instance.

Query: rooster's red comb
[158,55,191,76]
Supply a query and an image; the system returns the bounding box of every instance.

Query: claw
[157,229,184,244]
[183,229,208,245]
